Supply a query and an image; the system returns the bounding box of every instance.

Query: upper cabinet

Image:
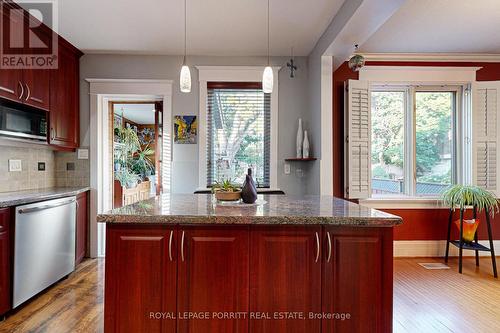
[49,41,81,149]
[0,1,82,149]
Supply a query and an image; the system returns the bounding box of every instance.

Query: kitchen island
[98,194,402,333]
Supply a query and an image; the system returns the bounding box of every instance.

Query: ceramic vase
[296,118,303,158]
[303,130,310,158]
[241,168,258,204]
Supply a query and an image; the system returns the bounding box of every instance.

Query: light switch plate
[9,159,22,172]
[284,163,291,175]
[77,148,89,159]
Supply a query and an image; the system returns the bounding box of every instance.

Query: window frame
[370,84,464,198]
[196,66,280,191]
[206,82,271,188]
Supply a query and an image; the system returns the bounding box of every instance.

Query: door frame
[87,79,173,257]
[109,100,163,208]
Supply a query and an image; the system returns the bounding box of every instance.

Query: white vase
[296,118,303,158]
[303,130,310,158]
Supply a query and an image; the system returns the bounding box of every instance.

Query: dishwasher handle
[18,199,76,214]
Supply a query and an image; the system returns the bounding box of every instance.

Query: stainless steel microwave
[0,100,47,141]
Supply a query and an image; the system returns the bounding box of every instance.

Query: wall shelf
[284,158,317,162]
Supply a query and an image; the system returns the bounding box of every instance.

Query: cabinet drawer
[0,207,10,232]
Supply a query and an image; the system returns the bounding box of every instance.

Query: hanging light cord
[267,0,270,66]
[184,0,187,65]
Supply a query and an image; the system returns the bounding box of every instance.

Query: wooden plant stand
[445,206,497,278]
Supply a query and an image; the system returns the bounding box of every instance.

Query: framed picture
[174,116,197,144]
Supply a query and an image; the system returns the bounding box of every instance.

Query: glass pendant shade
[262,66,273,93]
[180,64,191,93]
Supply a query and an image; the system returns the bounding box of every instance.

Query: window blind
[206,82,271,188]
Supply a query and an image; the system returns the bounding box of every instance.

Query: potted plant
[211,179,241,201]
[115,168,141,189]
[441,185,499,242]
[130,145,155,180]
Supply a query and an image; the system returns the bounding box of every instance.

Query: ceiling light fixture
[262,0,273,93]
[180,0,191,93]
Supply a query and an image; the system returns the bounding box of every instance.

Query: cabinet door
[22,69,50,111]
[49,43,79,148]
[75,192,88,265]
[249,226,322,333]
[177,226,249,333]
[0,7,23,103]
[104,226,177,333]
[322,227,393,333]
[0,208,11,316]
[0,69,23,103]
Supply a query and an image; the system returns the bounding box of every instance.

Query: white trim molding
[362,53,500,63]
[359,66,481,83]
[320,56,333,196]
[196,66,280,189]
[394,240,500,258]
[359,198,445,209]
[86,78,173,258]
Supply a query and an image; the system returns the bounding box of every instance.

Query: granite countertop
[98,194,402,227]
[0,187,90,207]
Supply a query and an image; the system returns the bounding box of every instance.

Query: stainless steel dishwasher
[13,196,76,308]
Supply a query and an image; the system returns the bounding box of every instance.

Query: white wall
[80,54,315,195]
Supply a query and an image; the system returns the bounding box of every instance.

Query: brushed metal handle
[18,81,24,99]
[168,230,173,261]
[326,232,332,263]
[18,199,76,214]
[180,231,185,262]
[24,83,30,101]
[315,232,320,263]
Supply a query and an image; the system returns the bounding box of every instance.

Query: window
[206,82,270,187]
[370,86,461,197]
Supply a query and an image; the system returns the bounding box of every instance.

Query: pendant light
[262,0,273,93]
[180,0,191,93]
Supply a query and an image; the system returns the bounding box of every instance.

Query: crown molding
[361,53,500,63]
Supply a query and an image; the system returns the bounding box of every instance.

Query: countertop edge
[0,187,91,208]
[97,214,403,227]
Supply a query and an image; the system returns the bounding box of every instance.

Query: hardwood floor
[0,257,498,333]
[394,257,500,333]
[0,259,104,333]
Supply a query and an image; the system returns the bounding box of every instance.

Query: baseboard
[394,240,500,257]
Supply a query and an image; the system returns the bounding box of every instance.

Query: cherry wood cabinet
[0,68,23,103]
[104,224,394,333]
[22,68,51,110]
[322,227,393,333]
[75,192,88,265]
[249,226,322,333]
[49,42,80,149]
[177,226,249,333]
[105,225,177,333]
[0,1,82,149]
[0,208,11,316]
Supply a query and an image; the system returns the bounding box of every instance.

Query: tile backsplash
[0,146,56,192]
[0,144,90,193]
[55,150,90,187]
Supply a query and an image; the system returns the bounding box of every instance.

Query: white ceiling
[360,0,500,54]
[39,0,345,56]
[114,104,156,125]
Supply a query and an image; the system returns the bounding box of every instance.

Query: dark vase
[241,168,258,204]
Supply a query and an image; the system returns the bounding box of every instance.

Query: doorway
[87,78,173,258]
[110,101,163,208]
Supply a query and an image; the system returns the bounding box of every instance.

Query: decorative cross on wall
[287,58,297,78]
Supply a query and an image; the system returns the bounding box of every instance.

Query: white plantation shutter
[345,79,371,198]
[472,82,500,196]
